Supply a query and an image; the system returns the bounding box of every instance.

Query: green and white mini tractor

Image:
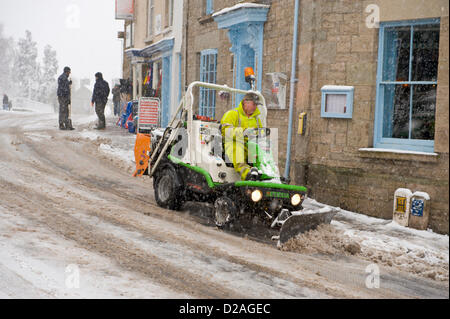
[142,81,337,245]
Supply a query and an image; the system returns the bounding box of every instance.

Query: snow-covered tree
[13,30,39,99]
[38,45,58,104]
[0,24,16,95]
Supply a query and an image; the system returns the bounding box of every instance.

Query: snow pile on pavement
[282,203,449,282]
[98,143,134,172]
[63,129,135,173]
[281,224,362,256]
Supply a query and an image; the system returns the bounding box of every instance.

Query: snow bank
[284,200,449,282]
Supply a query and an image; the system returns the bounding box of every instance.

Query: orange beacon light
[245,67,255,78]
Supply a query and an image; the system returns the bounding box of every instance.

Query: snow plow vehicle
[133,79,338,245]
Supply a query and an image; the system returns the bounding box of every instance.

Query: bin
[408,192,430,230]
[393,188,412,227]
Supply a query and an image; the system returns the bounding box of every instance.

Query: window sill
[358,148,439,163]
[267,107,288,111]
[198,15,214,24]
[162,27,173,36]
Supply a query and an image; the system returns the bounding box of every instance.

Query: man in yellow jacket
[221,93,263,181]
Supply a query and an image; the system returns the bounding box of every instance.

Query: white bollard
[393,188,413,227]
[408,191,431,230]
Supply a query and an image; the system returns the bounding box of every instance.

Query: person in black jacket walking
[91,72,110,130]
[112,84,121,116]
[57,66,74,130]
[3,94,9,111]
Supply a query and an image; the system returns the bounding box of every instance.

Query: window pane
[382,84,411,139]
[325,94,347,113]
[412,84,436,140]
[383,26,411,82]
[412,24,440,82]
[199,52,217,116]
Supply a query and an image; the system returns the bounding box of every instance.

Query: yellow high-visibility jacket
[220,101,263,137]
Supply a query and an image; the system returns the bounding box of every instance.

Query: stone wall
[293,0,449,234]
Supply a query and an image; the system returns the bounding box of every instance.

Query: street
[0,110,448,299]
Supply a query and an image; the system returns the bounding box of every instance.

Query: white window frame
[373,18,440,153]
[125,23,132,48]
[147,0,154,37]
[199,49,218,118]
[165,0,174,28]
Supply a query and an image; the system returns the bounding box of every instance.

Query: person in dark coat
[57,66,74,130]
[3,94,9,111]
[91,72,110,130]
[112,84,121,116]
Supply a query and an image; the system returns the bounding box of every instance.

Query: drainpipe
[183,0,190,92]
[284,0,300,180]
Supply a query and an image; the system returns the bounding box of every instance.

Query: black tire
[154,167,185,210]
[214,196,238,228]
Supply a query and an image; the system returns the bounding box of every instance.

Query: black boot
[59,122,66,130]
[65,120,75,130]
[94,121,105,130]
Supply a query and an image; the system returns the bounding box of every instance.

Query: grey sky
[0,0,124,87]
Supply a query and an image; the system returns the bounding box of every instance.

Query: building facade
[118,0,448,234]
[293,0,449,234]
[181,0,448,234]
[119,0,183,127]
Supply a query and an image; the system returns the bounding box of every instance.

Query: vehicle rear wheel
[154,167,184,210]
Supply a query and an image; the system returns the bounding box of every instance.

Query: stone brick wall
[293,0,449,234]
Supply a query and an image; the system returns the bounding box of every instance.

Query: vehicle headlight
[251,189,263,202]
[291,194,302,206]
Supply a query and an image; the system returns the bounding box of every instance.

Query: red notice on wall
[138,97,160,131]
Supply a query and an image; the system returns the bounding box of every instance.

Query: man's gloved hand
[245,167,261,181]
[243,128,259,137]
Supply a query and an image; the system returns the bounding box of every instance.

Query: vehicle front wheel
[154,167,185,210]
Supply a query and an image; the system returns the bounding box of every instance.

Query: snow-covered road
[0,109,448,299]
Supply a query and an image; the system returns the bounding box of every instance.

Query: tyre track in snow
[13,132,363,298]
[1,129,335,298]
[0,179,245,298]
[1,130,248,298]
[29,134,448,299]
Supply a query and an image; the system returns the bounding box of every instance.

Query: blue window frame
[199,49,218,118]
[206,0,214,15]
[321,86,354,119]
[374,19,440,153]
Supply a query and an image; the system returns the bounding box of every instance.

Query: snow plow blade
[278,209,338,245]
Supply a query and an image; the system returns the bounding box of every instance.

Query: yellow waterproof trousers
[223,131,251,180]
